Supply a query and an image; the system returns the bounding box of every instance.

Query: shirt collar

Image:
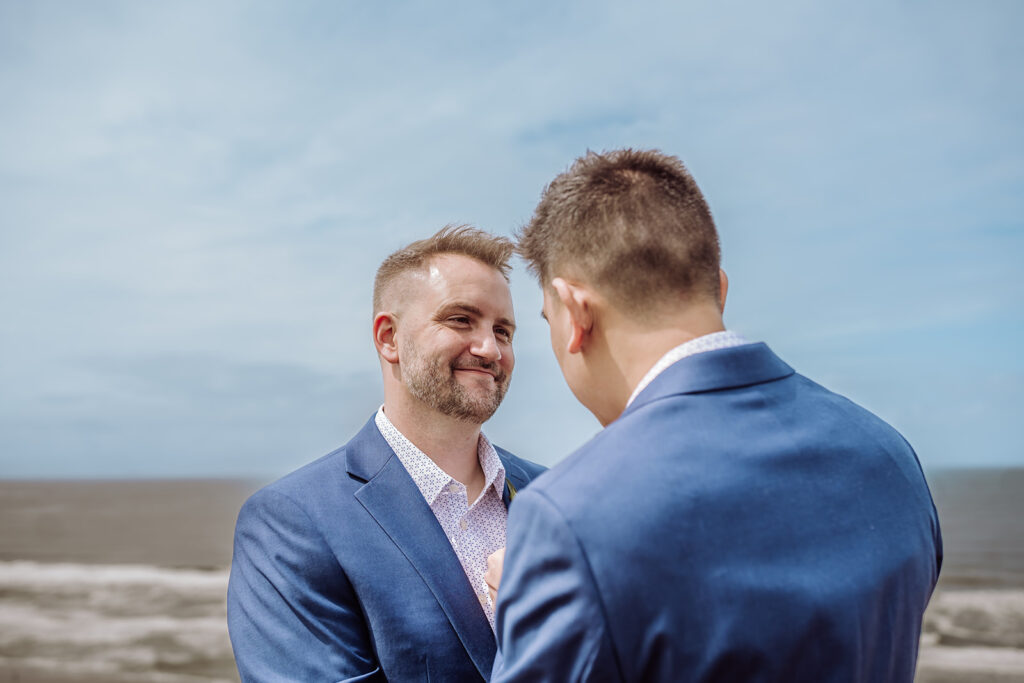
[478,436,506,500]
[374,406,506,505]
[626,331,752,407]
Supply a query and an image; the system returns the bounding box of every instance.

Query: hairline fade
[373,224,514,314]
[516,149,722,316]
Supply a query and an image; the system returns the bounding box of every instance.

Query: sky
[1,0,1021,478]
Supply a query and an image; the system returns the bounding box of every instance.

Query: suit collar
[623,342,793,418]
[347,415,528,506]
[497,448,530,507]
[346,416,497,679]
[373,408,508,505]
[344,416,397,482]
[627,330,751,407]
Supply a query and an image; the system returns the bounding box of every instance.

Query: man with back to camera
[227,225,545,682]
[488,149,942,682]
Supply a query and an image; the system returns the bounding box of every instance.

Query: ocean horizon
[1,469,1022,682]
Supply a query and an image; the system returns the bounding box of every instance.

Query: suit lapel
[501,479,514,508]
[624,342,794,418]
[498,451,529,509]
[347,418,496,680]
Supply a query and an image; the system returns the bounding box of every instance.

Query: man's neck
[381,395,486,498]
[596,304,726,423]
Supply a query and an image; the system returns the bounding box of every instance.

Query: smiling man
[227,225,545,682]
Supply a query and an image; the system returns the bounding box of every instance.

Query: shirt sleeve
[227,489,382,682]
[491,488,624,683]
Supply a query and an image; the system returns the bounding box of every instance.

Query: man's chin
[450,391,504,424]
[431,373,507,422]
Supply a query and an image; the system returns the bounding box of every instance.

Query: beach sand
[916,644,1024,683]
[0,664,236,683]
[5,648,1024,683]
[2,474,1022,682]
[918,672,1024,683]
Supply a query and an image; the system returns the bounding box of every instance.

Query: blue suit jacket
[493,343,942,683]
[228,415,545,682]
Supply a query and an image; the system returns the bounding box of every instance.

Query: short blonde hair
[373,225,514,313]
[517,149,721,313]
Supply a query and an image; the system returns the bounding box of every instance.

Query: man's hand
[485,547,505,605]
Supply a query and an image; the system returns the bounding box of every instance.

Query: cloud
[0,353,381,478]
[0,0,1021,475]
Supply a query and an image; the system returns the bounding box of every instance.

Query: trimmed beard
[403,341,510,423]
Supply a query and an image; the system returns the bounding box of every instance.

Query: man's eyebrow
[440,302,484,318]
[440,302,517,330]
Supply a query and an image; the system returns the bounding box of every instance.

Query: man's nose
[471,331,502,362]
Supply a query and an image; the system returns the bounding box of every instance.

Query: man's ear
[718,268,729,313]
[373,312,400,364]
[551,277,593,354]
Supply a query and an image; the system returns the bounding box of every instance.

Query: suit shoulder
[495,445,547,481]
[791,373,915,448]
[515,427,614,502]
[242,444,353,513]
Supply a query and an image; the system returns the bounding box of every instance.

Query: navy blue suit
[228,416,545,682]
[493,343,941,682]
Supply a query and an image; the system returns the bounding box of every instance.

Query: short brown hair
[517,149,721,313]
[373,224,514,313]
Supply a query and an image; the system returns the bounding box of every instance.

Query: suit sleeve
[227,489,382,682]
[491,488,624,683]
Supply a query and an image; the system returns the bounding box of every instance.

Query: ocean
[0,471,1022,682]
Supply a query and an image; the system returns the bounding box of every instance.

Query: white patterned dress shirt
[375,407,507,629]
[627,330,752,407]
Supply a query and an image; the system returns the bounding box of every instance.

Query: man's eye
[496,327,513,341]
[449,316,471,325]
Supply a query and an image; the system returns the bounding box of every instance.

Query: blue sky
[1,0,1021,478]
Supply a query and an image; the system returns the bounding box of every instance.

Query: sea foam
[0,560,236,682]
[3,561,1024,681]
[924,589,1024,649]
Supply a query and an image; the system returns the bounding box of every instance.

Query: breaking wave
[0,561,235,682]
[3,561,1024,681]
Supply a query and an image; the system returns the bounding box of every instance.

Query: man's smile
[454,367,498,379]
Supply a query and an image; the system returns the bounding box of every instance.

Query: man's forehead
[396,255,480,291]
[380,254,511,313]
[379,255,457,301]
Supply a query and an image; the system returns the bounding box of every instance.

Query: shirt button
[460,519,468,531]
